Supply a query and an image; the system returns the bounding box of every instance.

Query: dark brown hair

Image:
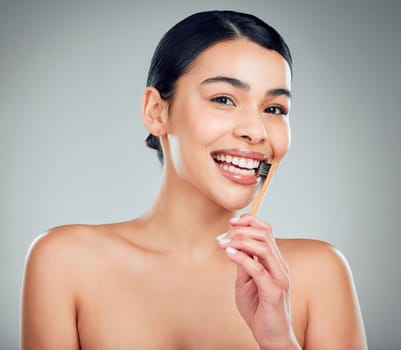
[145,10,292,163]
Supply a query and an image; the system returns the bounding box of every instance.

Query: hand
[217,214,300,350]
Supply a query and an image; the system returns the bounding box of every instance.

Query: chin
[206,180,257,211]
[217,194,254,212]
[223,203,249,212]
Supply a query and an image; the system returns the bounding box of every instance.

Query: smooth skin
[21,39,367,349]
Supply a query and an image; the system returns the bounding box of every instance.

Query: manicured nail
[226,247,238,255]
[218,238,231,245]
[230,216,240,223]
[216,232,227,241]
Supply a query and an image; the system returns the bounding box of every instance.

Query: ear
[141,87,169,136]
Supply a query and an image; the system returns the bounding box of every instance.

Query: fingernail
[226,247,238,255]
[216,232,227,241]
[230,216,240,223]
[218,238,231,245]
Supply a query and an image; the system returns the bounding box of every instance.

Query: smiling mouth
[211,152,261,176]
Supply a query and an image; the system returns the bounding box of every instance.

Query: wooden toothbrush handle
[249,162,277,216]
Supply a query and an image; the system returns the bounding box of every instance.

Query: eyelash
[211,96,288,116]
[211,96,235,106]
[265,105,288,116]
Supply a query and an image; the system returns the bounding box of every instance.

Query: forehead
[181,39,291,90]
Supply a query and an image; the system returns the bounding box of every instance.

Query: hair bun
[145,134,164,164]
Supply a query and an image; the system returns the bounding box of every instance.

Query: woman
[21,10,367,349]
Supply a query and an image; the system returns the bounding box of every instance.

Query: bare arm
[303,241,367,349]
[21,229,81,350]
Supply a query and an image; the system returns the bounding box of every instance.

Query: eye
[265,105,288,116]
[211,96,235,106]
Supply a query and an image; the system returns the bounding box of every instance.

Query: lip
[211,148,266,185]
[210,148,267,161]
[216,164,259,185]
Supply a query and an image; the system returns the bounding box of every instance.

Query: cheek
[166,102,220,173]
[169,99,230,151]
[268,119,291,161]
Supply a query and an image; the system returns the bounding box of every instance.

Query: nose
[233,113,267,145]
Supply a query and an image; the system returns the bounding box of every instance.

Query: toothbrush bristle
[258,162,271,179]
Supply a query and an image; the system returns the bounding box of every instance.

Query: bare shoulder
[276,238,351,279]
[24,224,107,295]
[275,238,355,309]
[22,224,110,350]
[25,221,139,269]
[276,238,367,349]
[28,223,98,251]
[26,224,103,266]
[22,222,137,345]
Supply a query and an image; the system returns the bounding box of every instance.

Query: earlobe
[141,87,169,136]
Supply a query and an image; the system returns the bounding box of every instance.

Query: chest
[75,257,305,349]
[76,260,263,349]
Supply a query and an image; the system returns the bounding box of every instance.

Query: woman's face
[163,39,292,210]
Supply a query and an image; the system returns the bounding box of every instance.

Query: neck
[140,167,236,262]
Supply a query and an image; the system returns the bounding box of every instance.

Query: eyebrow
[200,76,291,99]
[266,88,292,99]
[201,76,250,91]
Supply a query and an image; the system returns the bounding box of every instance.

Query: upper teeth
[213,154,260,169]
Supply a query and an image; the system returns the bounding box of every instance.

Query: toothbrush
[249,161,277,215]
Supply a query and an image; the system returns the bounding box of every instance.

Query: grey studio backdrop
[1,0,400,349]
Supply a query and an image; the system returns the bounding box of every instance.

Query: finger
[230,214,272,233]
[225,247,275,293]
[227,226,268,243]
[224,226,287,273]
[222,238,288,285]
[218,226,289,280]
[228,220,288,274]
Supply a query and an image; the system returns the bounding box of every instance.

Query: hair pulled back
[145,10,292,163]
